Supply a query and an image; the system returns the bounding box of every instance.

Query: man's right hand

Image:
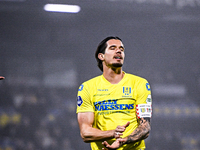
[113,122,130,139]
[102,122,130,150]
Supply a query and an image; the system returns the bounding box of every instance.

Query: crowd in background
[0,65,200,150]
[0,87,82,150]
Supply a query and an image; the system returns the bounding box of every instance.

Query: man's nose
[116,48,122,53]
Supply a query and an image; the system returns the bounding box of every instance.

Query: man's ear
[98,53,104,60]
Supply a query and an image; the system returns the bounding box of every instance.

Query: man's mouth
[114,56,122,59]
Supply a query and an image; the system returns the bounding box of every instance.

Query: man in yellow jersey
[76,36,152,150]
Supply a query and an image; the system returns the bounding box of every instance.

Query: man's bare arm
[102,117,151,149]
[125,117,151,144]
[77,112,130,143]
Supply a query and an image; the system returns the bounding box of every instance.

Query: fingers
[102,141,116,150]
[123,121,130,128]
[102,141,110,149]
[114,131,123,138]
[116,122,130,132]
[117,138,127,143]
[102,139,122,150]
[114,122,130,139]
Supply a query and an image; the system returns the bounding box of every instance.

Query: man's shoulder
[82,75,102,85]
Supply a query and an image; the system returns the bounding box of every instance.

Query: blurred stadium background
[0,0,200,149]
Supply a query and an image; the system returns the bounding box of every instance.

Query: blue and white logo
[78,84,84,91]
[146,83,150,91]
[77,96,83,107]
[123,87,131,96]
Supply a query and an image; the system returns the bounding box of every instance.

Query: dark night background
[0,0,200,149]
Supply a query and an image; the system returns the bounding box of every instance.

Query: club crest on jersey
[123,87,131,96]
[77,96,83,107]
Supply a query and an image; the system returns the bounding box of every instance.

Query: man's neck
[103,68,124,84]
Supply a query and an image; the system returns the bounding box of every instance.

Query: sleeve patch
[78,84,84,91]
[77,96,83,107]
[146,83,151,91]
[136,104,152,118]
[146,94,152,105]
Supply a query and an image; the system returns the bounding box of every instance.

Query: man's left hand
[102,138,126,150]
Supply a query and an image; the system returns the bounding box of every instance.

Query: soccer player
[76,36,152,150]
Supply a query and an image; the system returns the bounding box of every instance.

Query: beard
[112,63,123,68]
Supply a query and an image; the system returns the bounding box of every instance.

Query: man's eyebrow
[109,45,117,48]
[119,46,125,49]
[109,45,124,49]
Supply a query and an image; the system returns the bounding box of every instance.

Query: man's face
[103,39,125,68]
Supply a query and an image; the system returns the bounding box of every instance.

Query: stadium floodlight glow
[44,4,81,13]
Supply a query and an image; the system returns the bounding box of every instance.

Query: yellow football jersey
[77,72,152,150]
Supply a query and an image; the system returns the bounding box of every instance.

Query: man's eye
[120,48,124,51]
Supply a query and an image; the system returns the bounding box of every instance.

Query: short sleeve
[136,79,151,105]
[136,79,152,118]
[76,83,94,113]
